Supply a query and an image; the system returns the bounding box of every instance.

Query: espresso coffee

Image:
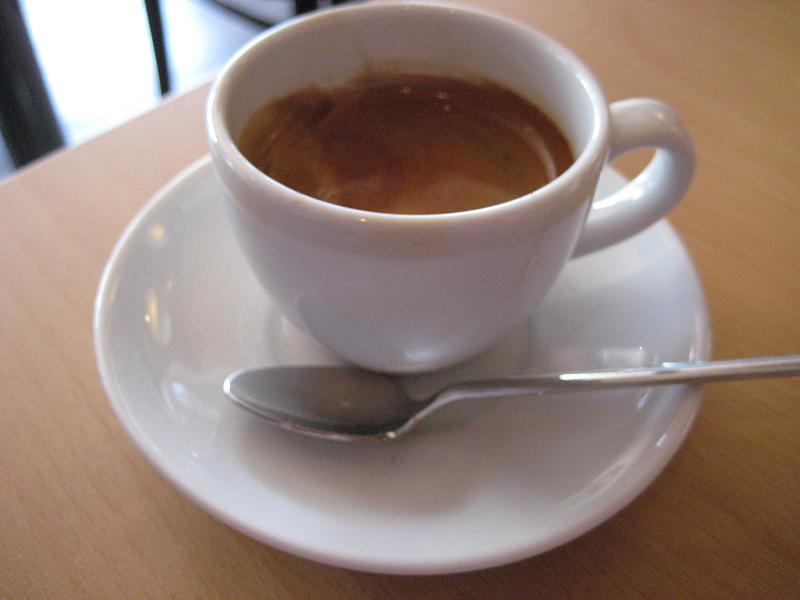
[238,72,573,214]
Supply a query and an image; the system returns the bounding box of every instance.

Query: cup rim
[207,1,609,225]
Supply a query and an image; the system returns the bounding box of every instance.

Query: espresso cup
[207,1,694,373]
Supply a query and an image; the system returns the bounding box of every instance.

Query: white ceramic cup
[207,1,694,373]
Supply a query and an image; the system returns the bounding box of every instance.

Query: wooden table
[2,1,798,597]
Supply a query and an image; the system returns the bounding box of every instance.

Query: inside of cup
[217,3,603,169]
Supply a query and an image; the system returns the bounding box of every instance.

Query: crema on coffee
[238,72,573,214]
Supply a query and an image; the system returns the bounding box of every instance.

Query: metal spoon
[223,355,800,442]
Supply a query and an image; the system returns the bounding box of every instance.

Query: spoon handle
[443,354,800,401]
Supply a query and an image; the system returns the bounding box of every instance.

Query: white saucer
[94,157,710,575]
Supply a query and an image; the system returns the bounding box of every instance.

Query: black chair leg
[0,0,64,167]
[294,0,316,14]
[143,0,171,96]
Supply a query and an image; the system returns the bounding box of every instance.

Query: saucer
[94,156,710,575]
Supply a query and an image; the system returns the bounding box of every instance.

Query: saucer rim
[93,156,711,574]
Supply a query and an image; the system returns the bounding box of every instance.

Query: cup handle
[572,98,695,257]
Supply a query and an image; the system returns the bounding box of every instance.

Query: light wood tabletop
[1,1,798,597]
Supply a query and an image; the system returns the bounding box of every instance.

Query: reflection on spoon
[223,355,800,443]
